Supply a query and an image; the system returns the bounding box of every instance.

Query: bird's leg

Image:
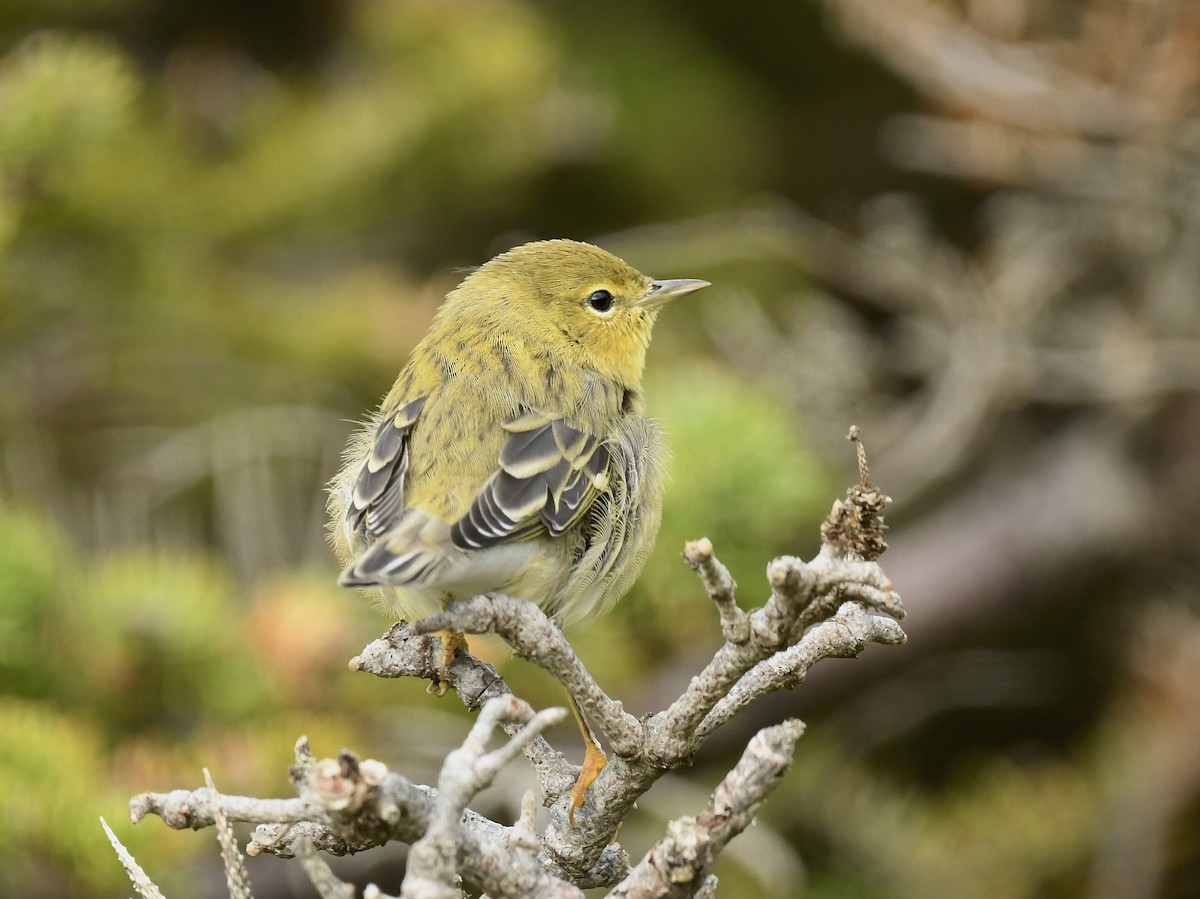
[427,629,467,696]
[565,688,607,826]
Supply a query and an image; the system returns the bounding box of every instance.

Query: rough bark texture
[120,451,906,897]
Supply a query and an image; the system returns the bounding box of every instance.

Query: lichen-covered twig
[698,602,906,739]
[205,769,253,899]
[350,622,575,800]
[411,594,644,759]
[609,720,807,898]
[123,433,906,897]
[646,545,902,762]
[100,817,166,899]
[684,537,748,644]
[132,739,520,897]
[295,838,354,899]
[402,696,576,899]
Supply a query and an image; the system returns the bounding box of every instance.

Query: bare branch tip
[772,718,808,745]
[510,789,540,851]
[295,736,314,763]
[102,815,167,899]
[684,536,714,562]
[537,706,570,728]
[363,885,399,899]
[847,424,872,488]
[360,758,389,786]
[820,429,891,561]
[100,815,120,847]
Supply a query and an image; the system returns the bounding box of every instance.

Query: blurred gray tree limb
[600,4,1200,896]
[602,0,1200,652]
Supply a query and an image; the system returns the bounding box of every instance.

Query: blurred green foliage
[632,364,831,645]
[6,2,1182,898]
[0,505,387,896]
[0,4,842,894]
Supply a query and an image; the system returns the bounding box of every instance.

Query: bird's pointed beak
[640,278,711,309]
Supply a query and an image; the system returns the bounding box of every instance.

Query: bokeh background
[2,0,1199,896]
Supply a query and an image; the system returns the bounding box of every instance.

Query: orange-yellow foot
[427,629,467,696]
[569,740,608,826]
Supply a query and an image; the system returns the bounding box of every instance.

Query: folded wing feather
[341,406,610,588]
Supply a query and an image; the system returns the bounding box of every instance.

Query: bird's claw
[569,741,608,826]
[426,629,467,696]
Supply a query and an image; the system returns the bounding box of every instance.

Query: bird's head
[444,239,709,387]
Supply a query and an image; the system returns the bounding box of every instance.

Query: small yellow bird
[328,238,708,820]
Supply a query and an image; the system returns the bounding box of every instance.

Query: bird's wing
[342,396,427,547]
[340,410,610,587]
[450,409,611,549]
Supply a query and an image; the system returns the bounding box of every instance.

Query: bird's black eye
[587,289,614,313]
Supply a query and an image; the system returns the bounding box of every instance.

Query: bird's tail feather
[339,542,444,588]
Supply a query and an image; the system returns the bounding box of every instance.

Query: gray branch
[131,738,534,898]
[609,720,807,898]
[412,595,644,758]
[684,538,748,644]
[402,696,575,899]
[698,602,907,739]
[296,838,355,899]
[205,769,253,899]
[123,451,907,898]
[351,623,575,800]
[101,817,166,899]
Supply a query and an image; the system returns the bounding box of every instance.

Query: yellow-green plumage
[328,239,707,627]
